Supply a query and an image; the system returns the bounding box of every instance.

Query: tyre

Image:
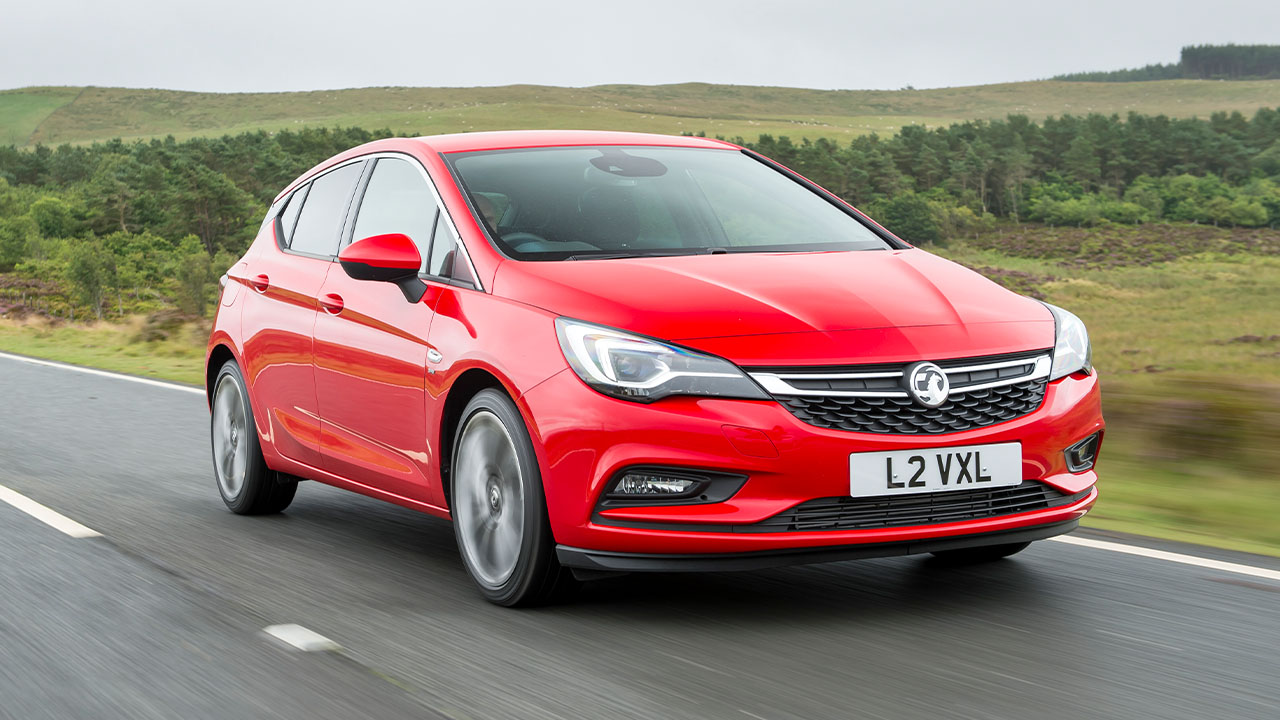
[210,360,297,515]
[930,541,1030,565]
[451,388,575,606]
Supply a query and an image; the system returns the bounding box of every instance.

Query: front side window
[290,162,363,257]
[446,146,891,261]
[351,158,439,270]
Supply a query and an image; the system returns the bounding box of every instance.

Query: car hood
[493,248,1055,365]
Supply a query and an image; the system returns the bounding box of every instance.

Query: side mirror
[338,234,427,302]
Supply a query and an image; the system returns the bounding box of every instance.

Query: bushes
[1027,194,1153,226]
[1020,175,1280,228]
[867,192,939,243]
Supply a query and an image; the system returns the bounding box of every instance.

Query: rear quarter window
[276,184,310,247]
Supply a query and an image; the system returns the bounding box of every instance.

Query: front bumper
[557,517,1083,572]
[519,366,1103,558]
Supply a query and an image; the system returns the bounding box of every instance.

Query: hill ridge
[4,79,1280,147]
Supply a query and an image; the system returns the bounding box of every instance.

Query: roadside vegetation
[938,226,1279,555]
[0,312,206,384]
[1,107,1278,554]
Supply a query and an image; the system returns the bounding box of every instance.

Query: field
[3,78,1280,147]
[2,223,1277,554]
[937,225,1280,555]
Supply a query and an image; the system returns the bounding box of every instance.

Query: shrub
[869,191,940,243]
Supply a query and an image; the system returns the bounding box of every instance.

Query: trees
[168,163,259,256]
[29,196,79,238]
[1054,44,1280,81]
[0,215,36,272]
[172,235,214,318]
[64,240,116,320]
[1,112,1279,322]
[1063,136,1102,191]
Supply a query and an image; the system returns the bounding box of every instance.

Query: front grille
[749,481,1085,533]
[750,351,1051,435]
[777,378,1048,434]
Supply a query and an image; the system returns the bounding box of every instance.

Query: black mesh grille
[749,481,1084,533]
[776,378,1048,434]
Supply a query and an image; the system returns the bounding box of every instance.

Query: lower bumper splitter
[556,519,1079,573]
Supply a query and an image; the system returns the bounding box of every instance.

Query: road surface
[1,352,1278,720]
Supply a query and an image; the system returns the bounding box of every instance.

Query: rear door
[239,160,364,468]
[313,156,443,504]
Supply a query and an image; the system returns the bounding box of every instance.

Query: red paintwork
[339,233,422,271]
[208,130,1103,561]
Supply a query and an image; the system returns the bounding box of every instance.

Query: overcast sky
[4,0,1279,93]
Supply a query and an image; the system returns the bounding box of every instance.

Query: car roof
[413,130,741,154]
[276,131,741,202]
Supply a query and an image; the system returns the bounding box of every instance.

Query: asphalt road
[1,353,1278,720]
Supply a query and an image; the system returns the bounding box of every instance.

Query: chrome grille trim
[750,354,1051,398]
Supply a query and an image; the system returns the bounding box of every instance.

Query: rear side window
[290,163,363,257]
[351,158,439,270]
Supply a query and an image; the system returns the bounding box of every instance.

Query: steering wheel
[501,231,551,251]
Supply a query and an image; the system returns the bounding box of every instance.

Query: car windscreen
[445,146,893,261]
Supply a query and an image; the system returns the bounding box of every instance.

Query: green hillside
[4,78,1280,146]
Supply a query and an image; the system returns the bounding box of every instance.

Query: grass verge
[0,316,206,385]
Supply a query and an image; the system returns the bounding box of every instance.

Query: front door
[313,157,441,503]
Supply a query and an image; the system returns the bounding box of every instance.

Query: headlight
[555,318,769,403]
[1044,303,1092,381]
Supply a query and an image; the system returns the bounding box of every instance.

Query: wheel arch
[437,367,529,511]
[205,342,238,408]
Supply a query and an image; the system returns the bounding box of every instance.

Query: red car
[206,131,1102,606]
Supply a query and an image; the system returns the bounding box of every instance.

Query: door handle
[250,274,270,293]
[320,293,345,315]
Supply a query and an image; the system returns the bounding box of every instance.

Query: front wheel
[930,541,1030,565]
[451,389,575,606]
[210,360,296,515]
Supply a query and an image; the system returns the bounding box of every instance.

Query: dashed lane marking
[264,624,342,652]
[0,483,101,538]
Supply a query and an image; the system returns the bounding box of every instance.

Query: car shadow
[254,484,1070,625]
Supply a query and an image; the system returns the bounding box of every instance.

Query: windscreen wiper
[566,249,704,261]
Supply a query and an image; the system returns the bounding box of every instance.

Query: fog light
[597,466,749,509]
[1065,432,1102,472]
[613,472,700,496]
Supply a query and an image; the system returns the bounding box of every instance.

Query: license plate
[848,442,1022,498]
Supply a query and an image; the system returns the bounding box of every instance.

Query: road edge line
[0,350,205,395]
[1050,535,1280,582]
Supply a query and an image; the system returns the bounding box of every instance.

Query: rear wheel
[930,541,1030,565]
[210,360,296,515]
[451,389,575,606]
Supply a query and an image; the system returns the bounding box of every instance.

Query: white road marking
[0,484,101,538]
[0,351,205,396]
[1050,535,1280,582]
[263,624,342,652]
